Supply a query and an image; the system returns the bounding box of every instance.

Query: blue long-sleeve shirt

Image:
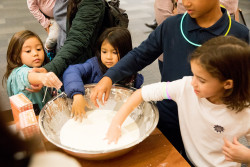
[63,57,144,98]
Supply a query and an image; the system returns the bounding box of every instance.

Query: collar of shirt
[186,8,229,36]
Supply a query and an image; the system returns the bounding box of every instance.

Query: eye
[25,50,31,53]
[101,50,107,54]
[37,48,42,51]
[113,51,118,54]
[199,79,206,83]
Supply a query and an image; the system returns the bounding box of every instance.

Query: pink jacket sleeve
[27,0,51,28]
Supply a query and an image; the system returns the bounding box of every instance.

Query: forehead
[22,37,41,47]
[191,59,206,74]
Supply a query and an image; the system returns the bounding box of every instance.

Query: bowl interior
[39,84,159,156]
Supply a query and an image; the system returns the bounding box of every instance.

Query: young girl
[63,27,144,121]
[105,36,250,166]
[27,0,59,59]
[3,30,62,113]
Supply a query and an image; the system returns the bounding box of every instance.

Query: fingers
[71,108,86,122]
[90,90,99,108]
[90,77,112,107]
[26,84,43,92]
[223,137,232,148]
[233,136,240,145]
[97,92,104,106]
[104,134,119,145]
[104,88,110,103]
[44,72,62,89]
[223,151,233,161]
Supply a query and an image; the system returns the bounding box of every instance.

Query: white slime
[60,109,140,151]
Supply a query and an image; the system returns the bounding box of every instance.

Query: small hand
[222,137,250,163]
[71,94,92,122]
[41,72,62,90]
[26,68,49,92]
[45,24,51,34]
[104,123,121,144]
[90,77,112,108]
[26,84,43,92]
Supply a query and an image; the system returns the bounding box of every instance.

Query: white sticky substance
[60,109,140,151]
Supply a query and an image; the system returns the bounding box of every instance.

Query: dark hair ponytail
[67,0,81,29]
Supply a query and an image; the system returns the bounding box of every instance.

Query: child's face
[20,37,45,68]
[190,60,228,103]
[182,0,219,19]
[101,40,119,68]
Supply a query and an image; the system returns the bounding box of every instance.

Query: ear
[223,79,233,90]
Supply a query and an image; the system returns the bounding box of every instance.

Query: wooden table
[43,128,190,167]
[9,116,189,167]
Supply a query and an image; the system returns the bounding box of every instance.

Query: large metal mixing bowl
[39,84,159,160]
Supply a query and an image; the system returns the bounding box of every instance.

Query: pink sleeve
[154,0,175,25]
[220,0,239,14]
[27,0,50,28]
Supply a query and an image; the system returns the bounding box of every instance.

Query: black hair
[95,27,137,87]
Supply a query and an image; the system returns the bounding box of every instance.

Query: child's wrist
[73,94,84,99]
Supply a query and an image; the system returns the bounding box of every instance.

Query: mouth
[105,62,113,65]
[194,90,199,94]
[33,59,41,63]
[186,9,194,15]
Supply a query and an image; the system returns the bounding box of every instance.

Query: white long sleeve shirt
[142,76,250,167]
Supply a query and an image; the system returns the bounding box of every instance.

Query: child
[63,27,144,121]
[105,36,250,166]
[90,0,249,160]
[27,0,59,60]
[3,30,62,113]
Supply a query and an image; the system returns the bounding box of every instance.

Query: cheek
[20,53,26,63]
[113,56,119,64]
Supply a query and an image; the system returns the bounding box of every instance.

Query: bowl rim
[38,84,159,154]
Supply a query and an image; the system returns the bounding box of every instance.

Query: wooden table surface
[43,128,190,167]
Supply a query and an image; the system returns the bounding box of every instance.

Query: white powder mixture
[60,109,140,151]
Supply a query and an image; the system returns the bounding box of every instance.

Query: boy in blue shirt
[91,0,249,164]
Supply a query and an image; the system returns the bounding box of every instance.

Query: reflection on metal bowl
[39,84,159,160]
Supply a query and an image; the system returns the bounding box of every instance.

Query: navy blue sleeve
[134,73,144,89]
[63,59,93,98]
[104,24,165,83]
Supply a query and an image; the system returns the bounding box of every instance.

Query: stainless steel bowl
[39,84,159,160]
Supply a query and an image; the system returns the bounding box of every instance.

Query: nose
[191,76,197,87]
[182,0,191,8]
[32,49,38,57]
[106,52,112,59]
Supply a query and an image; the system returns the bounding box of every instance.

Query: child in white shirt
[105,36,250,167]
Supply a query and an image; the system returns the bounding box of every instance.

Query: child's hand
[104,123,121,144]
[41,72,62,90]
[222,137,250,164]
[26,67,48,92]
[72,94,91,122]
[26,83,43,92]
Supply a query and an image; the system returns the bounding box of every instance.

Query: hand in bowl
[72,94,91,122]
[105,123,121,144]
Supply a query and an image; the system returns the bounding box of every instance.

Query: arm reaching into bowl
[71,94,91,122]
[105,89,143,144]
[90,77,113,108]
